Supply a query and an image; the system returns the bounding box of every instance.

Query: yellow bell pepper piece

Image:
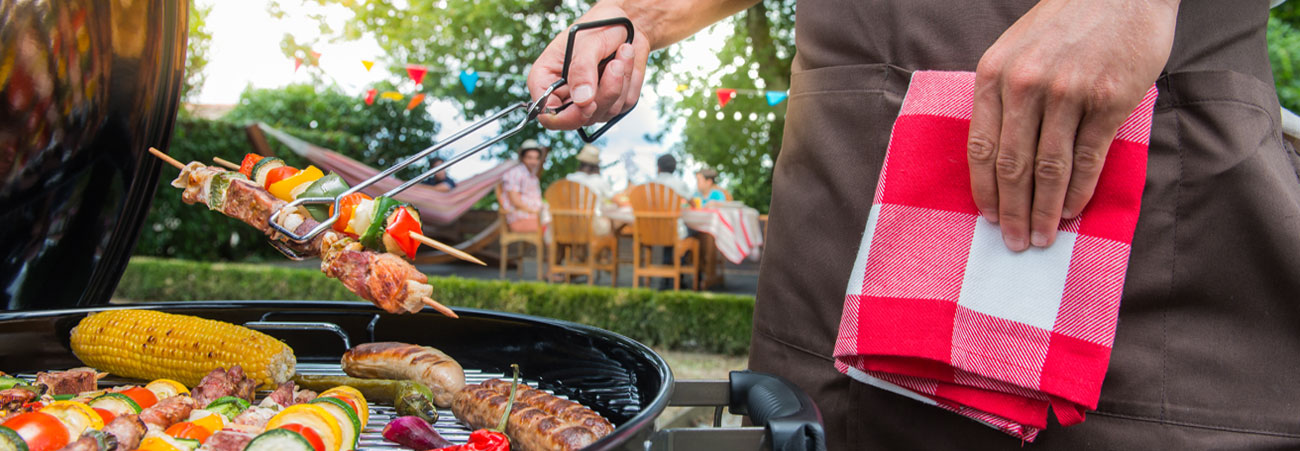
[268,165,324,201]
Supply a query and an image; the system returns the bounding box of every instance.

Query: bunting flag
[765,90,788,106]
[676,84,689,92]
[459,70,479,94]
[379,91,404,101]
[406,64,427,85]
[361,60,375,71]
[294,57,303,72]
[364,88,378,105]
[310,51,322,64]
[405,93,426,111]
[716,89,737,108]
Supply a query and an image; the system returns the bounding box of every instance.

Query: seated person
[652,154,691,199]
[500,140,547,233]
[694,168,727,206]
[565,144,614,236]
[421,156,456,192]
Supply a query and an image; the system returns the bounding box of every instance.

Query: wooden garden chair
[543,180,618,285]
[628,183,700,290]
[496,184,545,280]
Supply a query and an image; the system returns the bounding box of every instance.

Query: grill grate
[21,363,585,450]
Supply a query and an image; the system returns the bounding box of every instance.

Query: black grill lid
[0,0,188,310]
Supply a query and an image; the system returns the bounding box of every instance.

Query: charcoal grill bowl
[0,301,674,451]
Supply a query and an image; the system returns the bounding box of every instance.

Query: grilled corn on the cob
[70,309,295,387]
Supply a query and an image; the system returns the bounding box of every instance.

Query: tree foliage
[1270,6,1300,113]
[181,0,213,104]
[650,1,793,212]
[274,0,597,185]
[224,83,440,180]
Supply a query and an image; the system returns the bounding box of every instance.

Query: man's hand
[528,3,652,130]
[968,0,1178,251]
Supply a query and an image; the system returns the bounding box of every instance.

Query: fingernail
[609,60,625,77]
[580,106,593,119]
[1061,208,1074,219]
[620,44,634,59]
[573,85,593,103]
[1031,231,1047,247]
[981,210,998,224]
[1004,235,1026,252]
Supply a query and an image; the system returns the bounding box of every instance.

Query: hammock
[257,123,519,226]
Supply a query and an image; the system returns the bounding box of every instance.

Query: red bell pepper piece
[385,207,422,259]
[238,153,263,177]
[264,166,299,190]
[332,192,372,235]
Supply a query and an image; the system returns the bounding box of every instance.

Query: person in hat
[565,144,614,200]
[500,139,547,233]
[693,167,727,207]
[421,156,457,192]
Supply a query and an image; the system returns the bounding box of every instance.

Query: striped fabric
[833,71,1157,441]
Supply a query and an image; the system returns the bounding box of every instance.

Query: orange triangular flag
[361,60,374,71]
[310,51,322,65]
[294,57,303,72]
[405,93,426,111]
[716,89,737,108]
[406,64,427,85]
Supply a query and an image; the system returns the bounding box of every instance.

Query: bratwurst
[341,342,464,407]
[451,379,613,451]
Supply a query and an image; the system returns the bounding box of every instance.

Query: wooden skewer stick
[409,231,487,266]
[212,156,241,170]
[421,297,459,319]
[148,147,185,170]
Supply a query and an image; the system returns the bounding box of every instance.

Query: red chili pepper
[385,207,422,259]
[427,364,520,451]
[238,153,263,177]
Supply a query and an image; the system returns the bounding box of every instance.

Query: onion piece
[381,416,452,450]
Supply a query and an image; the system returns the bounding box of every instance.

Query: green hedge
[116,257,755,355]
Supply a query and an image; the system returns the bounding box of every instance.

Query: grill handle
[728,370,826,451]
[244,321,351,350]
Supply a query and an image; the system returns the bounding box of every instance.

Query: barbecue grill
[0,1,826,450]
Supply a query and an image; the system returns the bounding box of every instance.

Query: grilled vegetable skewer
[149,148,456,316]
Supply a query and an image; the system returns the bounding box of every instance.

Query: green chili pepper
[0,376,27,390]
[291,374,439,423]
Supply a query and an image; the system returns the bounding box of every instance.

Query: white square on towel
[957,220,1076,330]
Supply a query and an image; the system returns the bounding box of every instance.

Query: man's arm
[529,0,755,129]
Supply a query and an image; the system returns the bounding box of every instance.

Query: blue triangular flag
[765,90,788,106]
[459,70,479,94]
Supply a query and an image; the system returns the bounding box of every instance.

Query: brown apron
[748,1,1300,448]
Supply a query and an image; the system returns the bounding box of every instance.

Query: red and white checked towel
[832,71,1157,441]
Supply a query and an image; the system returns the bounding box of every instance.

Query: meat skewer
[210,156,486,266]
[148,148,457,317]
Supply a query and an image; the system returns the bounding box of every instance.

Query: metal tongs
[268,18,636,259]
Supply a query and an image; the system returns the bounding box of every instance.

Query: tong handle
[557,17,636,143]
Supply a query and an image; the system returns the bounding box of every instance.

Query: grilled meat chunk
[101,414,146,450]
[35,367,102,395]
[140,395,196,430]
[452,380,609,451]
[191,366,256,406]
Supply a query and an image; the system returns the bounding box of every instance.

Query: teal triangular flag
[459,70,479,94]
[765,90,788,106]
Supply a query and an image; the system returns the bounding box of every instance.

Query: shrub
[116,257,755,355]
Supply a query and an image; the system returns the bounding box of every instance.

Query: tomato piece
[3,412,70,451]
[238,153,264,177]
[121,387,158,410]
[332,192,373,234]
[385,206,422,259]
[92,407,116,425]
[264,166,300,190]
[278,423,326,451]
[166,421,213,444]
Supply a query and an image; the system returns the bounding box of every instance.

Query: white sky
[195,0,732,191]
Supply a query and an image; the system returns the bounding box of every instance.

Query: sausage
[481,379,614,437]
[342,342,464,407]
[451,380,611,451]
